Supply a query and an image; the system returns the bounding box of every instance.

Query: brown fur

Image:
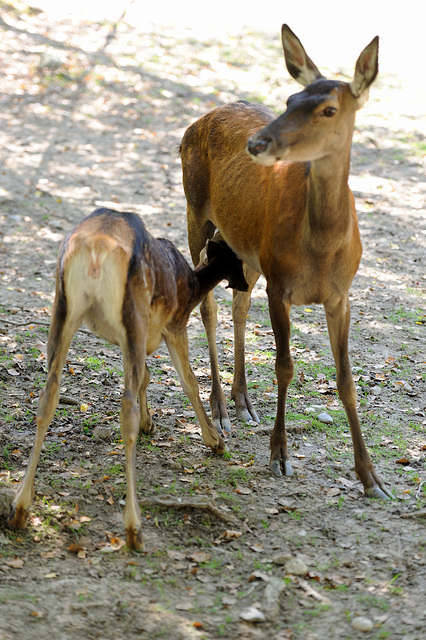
[180,25,390,498]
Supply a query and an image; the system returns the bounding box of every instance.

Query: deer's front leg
[267,286,293,477]
[324,296,391,499]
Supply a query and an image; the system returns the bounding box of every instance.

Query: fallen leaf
[396,456,410,465]
[191,551,211,564]
[68,543,84,554]
[221,530,242,540]
[6,558,24,569]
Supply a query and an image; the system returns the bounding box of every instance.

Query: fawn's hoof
[126,526,144,552]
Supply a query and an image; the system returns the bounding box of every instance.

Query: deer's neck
[306,147,352,236]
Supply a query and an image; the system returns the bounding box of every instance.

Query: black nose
[247,135,272,156]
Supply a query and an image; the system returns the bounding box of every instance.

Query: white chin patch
[250,153,278,166]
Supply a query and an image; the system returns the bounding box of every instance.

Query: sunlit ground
[32,0,424,82]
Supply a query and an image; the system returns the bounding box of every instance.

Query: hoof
[212,418,225,436]
[365,485,392,500]
[126,526,144,552]
[270,459,293,478]
[212,436,226,455]
[236,407,260,425]
[270,460,282,477]
[283,460,293,477]
[8,504,28,530]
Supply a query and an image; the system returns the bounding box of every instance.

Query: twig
[415,480,425,500]
[400,509,426,519]
[0,318,92,335]
[140,495,239,526]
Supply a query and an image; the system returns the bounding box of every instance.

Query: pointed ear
[350,36,379,104]
[281,24,323,87]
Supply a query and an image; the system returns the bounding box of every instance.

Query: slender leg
[138,363,155,434]
[324,296,391,498]
[120,327,148,551]
[231,266,260,424]
[267,285,293,477]
[164,330,225,453]
[10,310,81,528]
[199,290,232,435]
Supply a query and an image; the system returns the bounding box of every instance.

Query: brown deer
[180,25,391,499]
[9,207,248,550]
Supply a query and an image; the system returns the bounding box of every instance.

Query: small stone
[352,616,374,632]
[239,606,266,623]
[272,553,292,566]
[317,412,333,424]
[285,557,308,576]
[93,426,114,441]
[370,385,382,396]
[170,461,182,471]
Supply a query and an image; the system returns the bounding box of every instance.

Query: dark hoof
[126,526,144,552]
[212,418,225,436]
[270,460,282,477]
[212,436,227,455]
[283,460,293,477]
[236,407,260,424]
[270,459,293,478]
[365,485,392,500]
[8,506,28,530]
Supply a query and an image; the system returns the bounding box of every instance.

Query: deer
[180,24,391,499]
[8,207,248,550]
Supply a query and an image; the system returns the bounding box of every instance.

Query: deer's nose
[247,135,273,156]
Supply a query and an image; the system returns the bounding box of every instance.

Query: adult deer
[180,25,390,498]
[9,207,248,550]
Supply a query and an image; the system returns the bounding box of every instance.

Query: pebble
[272,553,292,566]
[285,557,308,576]
[317,412,333,424]
[352,616,374,632]
[239,606,265,623]
[93,426,114,441]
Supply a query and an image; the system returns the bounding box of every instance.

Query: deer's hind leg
[10,297,82,528]
[231,265,260,425]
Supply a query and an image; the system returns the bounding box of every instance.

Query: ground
[0,3,425,640]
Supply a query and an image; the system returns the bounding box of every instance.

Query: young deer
[180,25,390,498]
[9,207,248,550]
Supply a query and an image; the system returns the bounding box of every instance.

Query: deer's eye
[323,106,337,118]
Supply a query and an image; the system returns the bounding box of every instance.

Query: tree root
[140,495,239,526]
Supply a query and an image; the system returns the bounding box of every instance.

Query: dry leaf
[222,530,242,540]
[6,558,24,569]
[191,551,211,564]
[68,543,84,554]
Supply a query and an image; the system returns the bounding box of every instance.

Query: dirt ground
[0,4,425,640]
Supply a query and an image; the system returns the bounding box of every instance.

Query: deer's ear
[350,36,379,105]
[281,24,323,87]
